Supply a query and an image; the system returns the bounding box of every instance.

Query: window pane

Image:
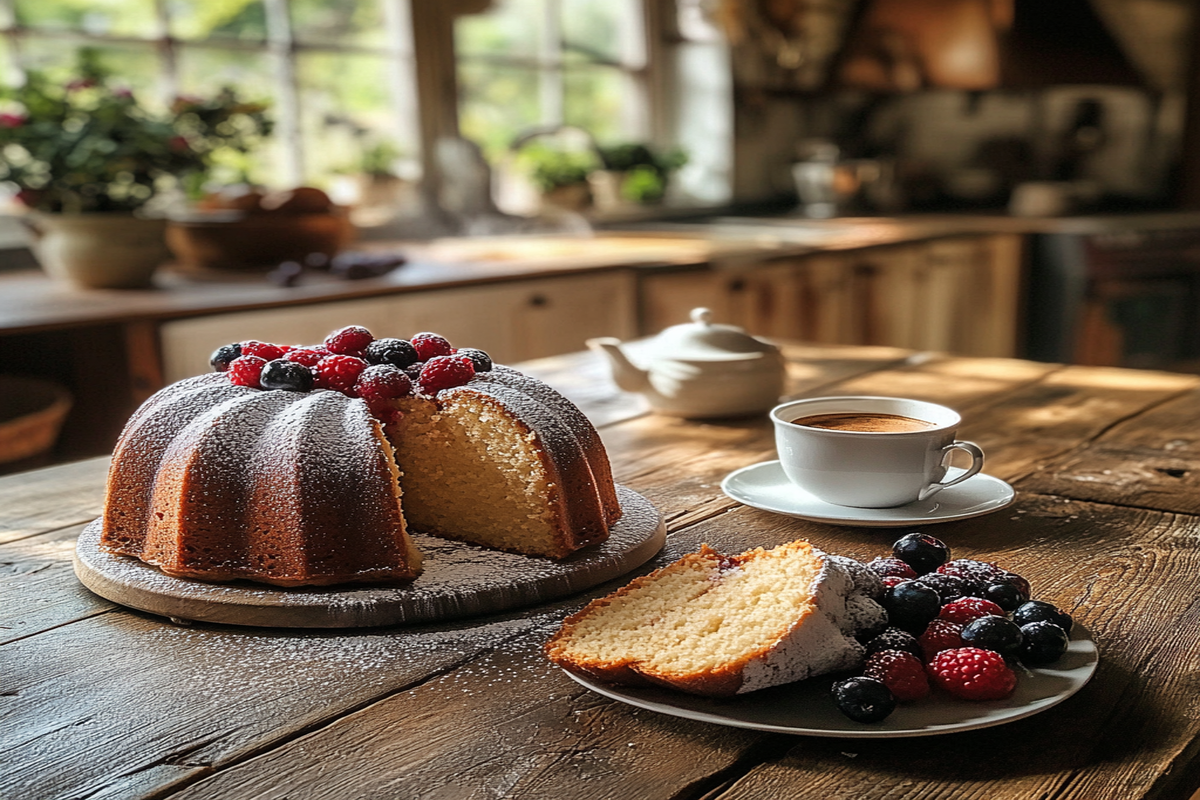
[296,51,413,186]
[564,66,638,144]
[458,62,542,159]
[168,0,267,42]
[561,0,642,67]
[18,38,163,104]
[14,0,158,38]
[456,0,545,60]
[290,0,388,48]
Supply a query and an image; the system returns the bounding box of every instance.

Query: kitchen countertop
[4,342,1200,799]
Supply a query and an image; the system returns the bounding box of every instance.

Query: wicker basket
[0,376,73,465]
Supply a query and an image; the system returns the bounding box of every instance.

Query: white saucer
[721,460,1015,527]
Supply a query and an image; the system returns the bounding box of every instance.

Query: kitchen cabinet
[638,234,1023,357]
[160,271,637,383]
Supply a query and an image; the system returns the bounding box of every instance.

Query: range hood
[834,0,1147,91]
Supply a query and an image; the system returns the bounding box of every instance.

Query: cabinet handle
[528,293,549,307]
[729,279,747,292]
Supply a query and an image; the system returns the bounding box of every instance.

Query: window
[455,0,649,160]
[0,0,420,196]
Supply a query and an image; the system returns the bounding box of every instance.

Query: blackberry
[365,337,419,369]
[992,571,1032,601]
[881,581,941,634]
[892,532,950,574]
[1018,621,1070,666]
[831,676,896,723]
[1012,600,1073,634]
[937,558,1004,595]
[960,614,1024,657]
[915,573,967,604]
[210,342,242,372]
[260,359,314,392]
[864,627,923,660]
[456,347,493,372]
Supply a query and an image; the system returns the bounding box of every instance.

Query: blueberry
[960,614,1024,656]
[210,343,242,372]
[1018,621,1070,666]
[832,676,896,723]
[456,347,493,372]
[259,359,314,392]
[984,582,1025,612]
[1012,601,1073,635]
[881,580,942,634]
[915,573,967,604]
[892,532,950,574]
[365,338,419,369]
[863,627,923,660]
[993,571,1032,601]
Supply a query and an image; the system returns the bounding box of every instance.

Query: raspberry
[919,618,965,661]
[210,343,241,372]
[240,340,285,361]
[419,354,475,393]
[864,649,930,702]
[867,557,918,581]
[928,647,1017,701]
[938,597,1006,625]
[880,575,906,589]
[284,348,326,368]
[315,354,369,395]
[228,355,267,387]
[356,364,413,401]
[324,325,374,355]
[411,332,453,361]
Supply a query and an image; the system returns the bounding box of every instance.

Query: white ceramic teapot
[587,308,787,418]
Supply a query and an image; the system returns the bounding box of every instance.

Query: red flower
[0,113,26,129]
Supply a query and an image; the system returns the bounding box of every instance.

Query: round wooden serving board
[74,485,664,629]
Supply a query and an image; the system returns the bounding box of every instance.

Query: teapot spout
[587,337,650,393]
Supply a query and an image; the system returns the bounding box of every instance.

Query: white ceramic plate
[721,460,1015,527]
[563,626,1097,738]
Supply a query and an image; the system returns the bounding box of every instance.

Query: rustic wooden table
[4,342,1200,800]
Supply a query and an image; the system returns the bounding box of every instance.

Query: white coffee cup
[770,396,985,508]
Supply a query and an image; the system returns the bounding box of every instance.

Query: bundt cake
[100,326,621,587]
[545,540,887,697]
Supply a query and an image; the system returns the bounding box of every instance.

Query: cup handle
[918,440,985,501]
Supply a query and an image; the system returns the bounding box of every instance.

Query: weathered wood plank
[0,457,109,544]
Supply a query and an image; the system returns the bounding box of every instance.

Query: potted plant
[515,142,600,212]
[0,57,271,288]
[592,143,688,210]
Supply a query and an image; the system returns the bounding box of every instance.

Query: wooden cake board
[74,485,665,629]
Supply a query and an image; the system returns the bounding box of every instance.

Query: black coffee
[791,412,936,433]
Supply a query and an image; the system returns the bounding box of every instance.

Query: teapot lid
[649,308,780,361]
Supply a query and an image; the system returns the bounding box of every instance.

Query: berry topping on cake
[324,325,374,355]
[832,676,896,723]
[864,649,931,702]
[284,347,327,368]
[915,572,968,604]
[259,359,315,392]
[864,627,924,660]
[419,354,475,394]
[365,337,420,369]
[456,347,493,373]
[240,340,285,361]
[228,355,267,387]
[881,580,941,634]
[210,343,242,372]
[411,332,453,361]
[919,618,965,660]
[891,532,950,574]
[356,364,413,402]
[960,615,1024,656]
[938,597,1006,625]
[1012,600,1073,634]
[867,557,918,581]
[928,647,1017,701]
[1018,621,1070,666]
[315,354,369,395]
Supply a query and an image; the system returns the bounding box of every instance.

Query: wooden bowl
[0,376,73,465]
[166,211,355,272]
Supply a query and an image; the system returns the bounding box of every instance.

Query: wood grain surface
[3,343,1200,800]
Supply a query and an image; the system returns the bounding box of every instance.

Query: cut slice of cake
[545,540,885,696]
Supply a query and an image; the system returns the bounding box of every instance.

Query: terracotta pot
[24,213,168,289]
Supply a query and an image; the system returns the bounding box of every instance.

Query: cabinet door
[638,269,730,335]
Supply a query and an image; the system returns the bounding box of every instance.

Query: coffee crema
[790,412,936,433]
